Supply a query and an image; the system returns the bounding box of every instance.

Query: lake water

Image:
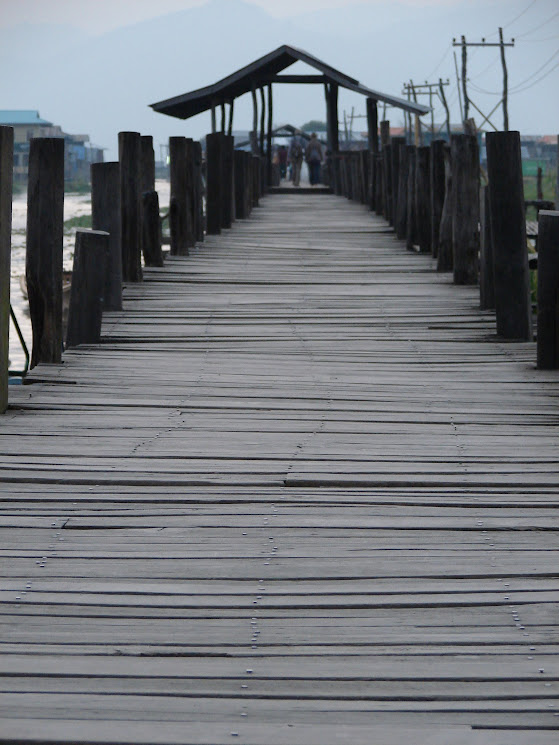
[8,179,170,370]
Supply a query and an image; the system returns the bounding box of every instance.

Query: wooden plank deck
[1,193,558,744]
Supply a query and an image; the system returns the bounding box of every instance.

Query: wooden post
[266,84,273,186]
[139,136,162,267]
[366,98,378,210]
[228,100,234,137]
[537,210,559,368]
[221,134,234,229]
[406,147,417,251]
[118,131,142,282]
[169,136,190,252]
[430,139,446,260]
[91,162,123,311]
[140,135,155,193]
[234,149,247,219]
[192,141,204,243]
[395,142,409,240]
[206,132,222,234]
[259,87,265,158]
[380,121,391,222]
[451,134,479,285]
[251,156,260,207]
[479,186,495,310]
[0,127,13,412]
[375,154,383,215]
[438,144,453,272]
[415,145,431,253]
[391,137,406,226]
[486,131,532,340]
[186,138,197,249]
[220,102,226,134]
[142,191,163,267]
[556,135,559,209]
[66,229,109,348]
[26,137,64,368]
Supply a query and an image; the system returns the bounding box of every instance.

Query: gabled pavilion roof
[150,45,430,119]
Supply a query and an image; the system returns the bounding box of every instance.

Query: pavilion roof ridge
[150,45,430,120]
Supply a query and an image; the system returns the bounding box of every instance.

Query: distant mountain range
[0,0,555,159]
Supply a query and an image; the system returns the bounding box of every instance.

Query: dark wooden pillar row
[266,84,273,187]
[91,162,123,310]
[192,141,205,243]
[26,137,64,368]
[430,139,446,260]
[366,98,379,210]
[119,131,142,282]
[65,229,109,349]
[205,132,222,235]
[486,130,532,340]
[391,136,406,227]
[537,210,559,368]
[415,146,431,253]
[438,144,453,272]
[0,127,13,411]
[140,136,162,267]
[380,121,391,222]
[479,185,495,310]
[169,136,190,254]
[395,142,409,240]
[451,134,479,285]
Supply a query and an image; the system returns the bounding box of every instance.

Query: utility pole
[439,78,451,141]
[453,29,514,131]
[402,80,450,141]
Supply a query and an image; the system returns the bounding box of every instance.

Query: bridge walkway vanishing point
[1,192,559,744]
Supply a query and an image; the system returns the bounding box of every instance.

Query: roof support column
[266,84,273,186]
[366,98,379,211]
[228,100,234,137]
[325,82,340,193]
[250,84,258,156]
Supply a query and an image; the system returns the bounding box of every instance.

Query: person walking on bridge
[305,133,323,186]
[288,130,305,187]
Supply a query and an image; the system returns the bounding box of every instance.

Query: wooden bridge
[1,186,559,743]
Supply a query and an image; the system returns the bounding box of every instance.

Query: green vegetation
[64,214,92,231]
[523,169,556,221]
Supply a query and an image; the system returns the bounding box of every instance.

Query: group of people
[275,131,324,187]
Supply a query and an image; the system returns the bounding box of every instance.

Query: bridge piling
[0,126,13,413]
[536,210,559,368]
[91,161,123,310]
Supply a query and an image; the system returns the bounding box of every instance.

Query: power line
[510,60,559,93]
[516,9,559,38]
[502,0,539,30]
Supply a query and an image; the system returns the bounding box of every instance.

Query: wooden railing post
[91,162,123,311]
[536,210,559,368]
[486,131,532,340]
[206,133,222,234]
[222,134,234,230]
[251,155,260,207]
[406,146,417,251]
[437,144,453,272]
[390,136,406,229]
[234,149,249,219]
[415,145,431,253]
[430,139,446,260]
[118,131,142,282]
[0,126,13,412]
[395,143,409,240]
[192,141,205,243]
[374,154,383,215]
[140,135,163,267]
[26,137,64,368]
[169,136,190,251]
[66,229,109,349]
[451,134,479,285]
[479,185,495,310]
[383,144,393,224]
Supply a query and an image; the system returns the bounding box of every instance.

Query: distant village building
[0,110,104,184]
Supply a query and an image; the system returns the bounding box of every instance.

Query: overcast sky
[1,0,557,158]
[0,0,464,31]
